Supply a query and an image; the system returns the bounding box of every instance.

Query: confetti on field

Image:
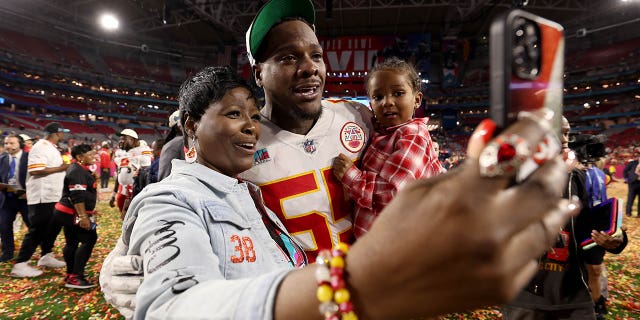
[0,189,124,319]
[0,182,638,319]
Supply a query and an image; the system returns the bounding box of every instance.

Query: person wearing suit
[0,134,30,262]
[623,157,640,217]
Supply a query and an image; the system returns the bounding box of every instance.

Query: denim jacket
[124,160,305,319]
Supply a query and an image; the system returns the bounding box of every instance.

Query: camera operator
[570,133,629,319]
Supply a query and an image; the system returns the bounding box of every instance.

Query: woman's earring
[185,136,197,163]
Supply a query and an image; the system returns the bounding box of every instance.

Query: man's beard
[291,104,322,122]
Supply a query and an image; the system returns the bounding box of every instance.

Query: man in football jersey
[238,1,374,258]
[109,129,152,218]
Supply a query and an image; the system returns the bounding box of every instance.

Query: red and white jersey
[115,145,153,196]
[239,100,373,258]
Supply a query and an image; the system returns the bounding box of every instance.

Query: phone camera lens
[512,17,541,79]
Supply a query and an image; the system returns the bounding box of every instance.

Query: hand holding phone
[490,9,564,138]
[489,9,565,181]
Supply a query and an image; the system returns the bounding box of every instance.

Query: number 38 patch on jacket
[340,122,365,153]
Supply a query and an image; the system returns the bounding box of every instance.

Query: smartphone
[489,9,564,138]
[75,215,97,230]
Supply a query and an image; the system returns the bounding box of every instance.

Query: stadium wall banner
[318,34,431,74]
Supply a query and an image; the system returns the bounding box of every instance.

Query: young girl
[333,57,444,238]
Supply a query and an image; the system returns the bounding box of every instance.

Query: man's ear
[252,64,263,87]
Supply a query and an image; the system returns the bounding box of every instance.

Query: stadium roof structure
[0,0,639,58]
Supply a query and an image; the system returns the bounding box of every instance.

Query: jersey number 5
[259,168,353,257]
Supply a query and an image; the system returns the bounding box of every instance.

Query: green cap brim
[246,0,315,64]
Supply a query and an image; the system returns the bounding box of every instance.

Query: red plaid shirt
[342,117,444,238]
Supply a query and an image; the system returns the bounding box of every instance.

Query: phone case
[490,9,564,137]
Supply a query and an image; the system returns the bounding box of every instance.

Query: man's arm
[110,178,120,208]
[591,227,628,254]
[29,164,69,176]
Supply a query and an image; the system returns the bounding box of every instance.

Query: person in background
[98,141,112,191]
[61,147,72,165]
[502,117,627,320]
[148,139,164,184]
[157,110,184,181]
[623,155,640,217]
[19,134,33,152]
[10,122,68,278]
[603,158,618,183]
[432,140,440,157]
[109,129,152,218]
[0,134,30,262]
[52,144,98,289]
[333,57,443,237]
[571,134,616,319]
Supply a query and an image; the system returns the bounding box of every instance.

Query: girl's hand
[332,153,353,181]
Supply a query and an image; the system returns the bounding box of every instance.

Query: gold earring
[185,136,197,163]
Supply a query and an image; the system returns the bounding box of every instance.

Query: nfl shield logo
[303,139,316,154]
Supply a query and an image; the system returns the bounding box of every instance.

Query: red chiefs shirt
[99,148,111,170]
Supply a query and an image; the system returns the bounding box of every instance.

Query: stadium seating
[147,63,174,83]
[0,26,637,156]
[0,29,59,63]
[103,56,149,79]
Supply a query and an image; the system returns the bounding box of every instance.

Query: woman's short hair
[71,144,93,159]
[178,66,257,147]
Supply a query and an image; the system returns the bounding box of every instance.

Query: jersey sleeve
[27,144,48,172]
[67,167,89,204]
[139,147,153,167]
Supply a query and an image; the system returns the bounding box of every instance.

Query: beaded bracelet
[315,242,358,320]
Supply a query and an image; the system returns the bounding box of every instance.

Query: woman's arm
[72,202,91,230]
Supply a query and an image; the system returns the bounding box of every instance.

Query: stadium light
[99,13,120,31]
